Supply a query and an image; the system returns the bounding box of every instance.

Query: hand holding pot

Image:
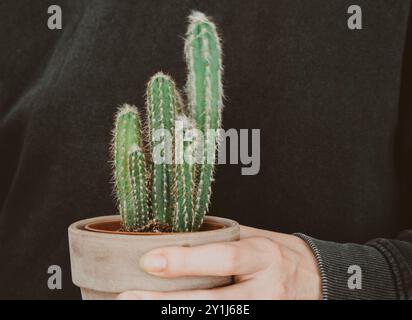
[117,226,322,300]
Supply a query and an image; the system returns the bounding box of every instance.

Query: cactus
[111,11,223,232]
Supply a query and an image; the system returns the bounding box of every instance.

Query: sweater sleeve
[294,232,412,300]
[293,3,412,301]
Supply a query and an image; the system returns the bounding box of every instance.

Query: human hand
[117,225,321,300]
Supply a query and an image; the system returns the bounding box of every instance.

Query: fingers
[139,237,278,278]
[117,280,257,300]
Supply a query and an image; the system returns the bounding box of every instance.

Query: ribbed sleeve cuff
[294,233,399,300]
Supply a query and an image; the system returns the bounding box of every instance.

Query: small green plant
[112,11,223,232]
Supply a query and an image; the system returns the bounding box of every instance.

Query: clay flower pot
[68,215,240,299]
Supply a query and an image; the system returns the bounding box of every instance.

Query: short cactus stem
[112,104,149,231]
[128,144,149,227]
[173,115,195,232]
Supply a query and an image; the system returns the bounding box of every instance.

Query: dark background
[0,0,411,299]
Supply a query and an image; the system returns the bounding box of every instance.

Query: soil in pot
[84,219,225,235]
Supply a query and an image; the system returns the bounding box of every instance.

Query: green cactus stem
[173,114,195,232]
[112,104,149,231]
[146,72,179,226]
[185,11,223,230]
[128,144,149,227]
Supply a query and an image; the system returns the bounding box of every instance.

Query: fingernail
[140,254,167,272]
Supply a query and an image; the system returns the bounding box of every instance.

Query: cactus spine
[112,11,223,232]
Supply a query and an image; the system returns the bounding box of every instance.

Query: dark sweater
[0,0,411,299]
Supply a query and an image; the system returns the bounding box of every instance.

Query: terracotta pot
[68,215,240,300]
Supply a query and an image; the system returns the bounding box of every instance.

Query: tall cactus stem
[185,11,223,230]
[146,72,178,226]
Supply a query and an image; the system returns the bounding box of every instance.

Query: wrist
[288,236,322,300]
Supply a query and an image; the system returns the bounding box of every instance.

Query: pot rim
[84,219,225,235]
[68,215,239,240]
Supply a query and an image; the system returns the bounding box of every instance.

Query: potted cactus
[68,11,239,299]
